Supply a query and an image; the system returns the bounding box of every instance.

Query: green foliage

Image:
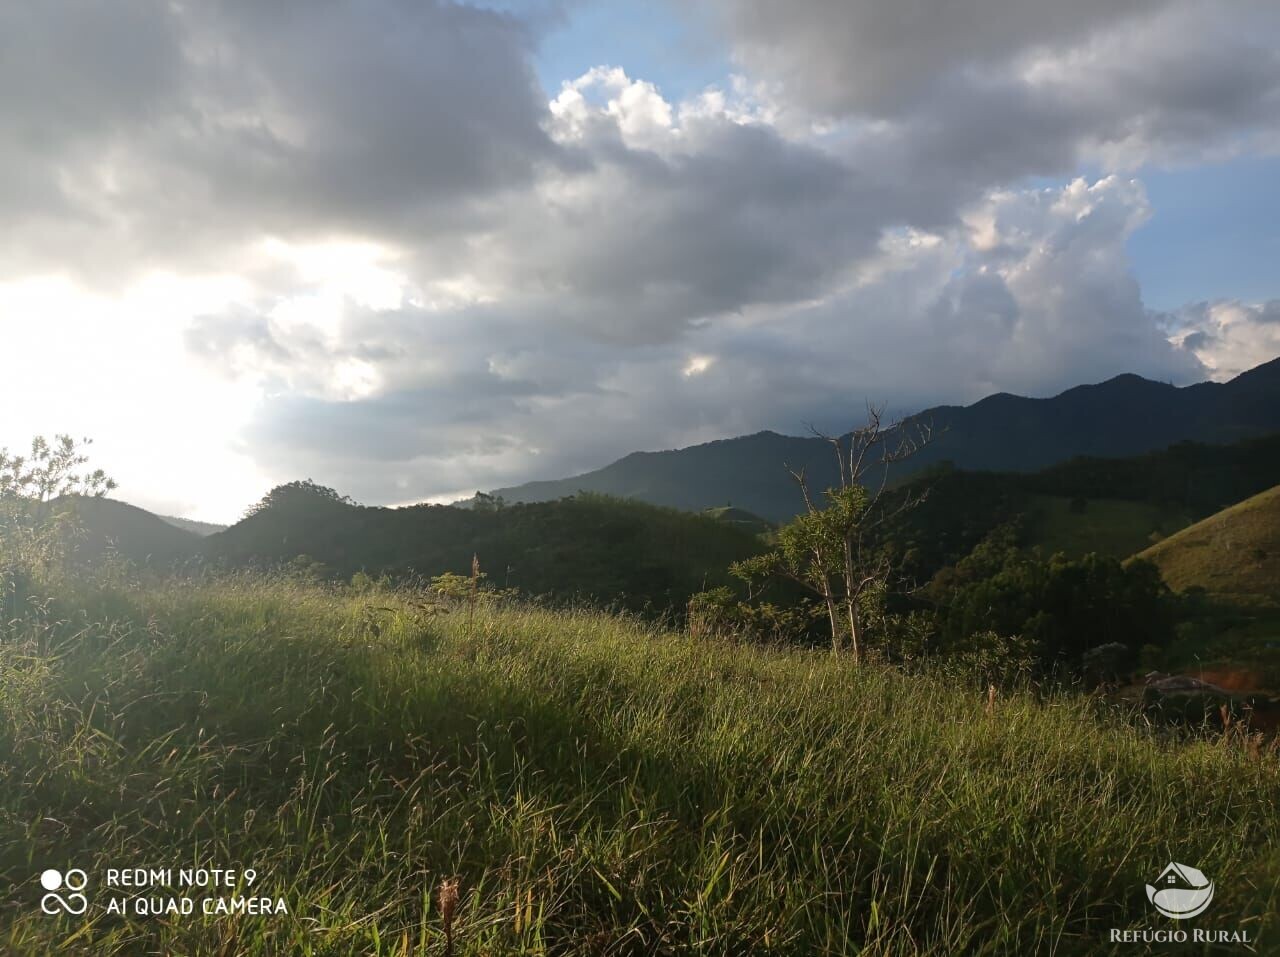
[0,433,115,504]
[874,464,1030,584]
[430,571,481,601]
[733,475,913,658]
[286,553,327,579]
[687,586,739,641]
[245,479,354,518]
[0,435,116,611]
[772,485,870,591]
[470,491,506,512]
[935,629,1039,688]
[688,586,820,644]
[796,432,1280,586]
[938,546,1177,674]
[2,574,1278,953]
[1024,434,1280,517]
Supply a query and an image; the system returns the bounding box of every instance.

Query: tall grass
[1,573,1278,954]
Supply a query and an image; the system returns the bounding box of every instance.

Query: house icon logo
[1145,862,1214,919]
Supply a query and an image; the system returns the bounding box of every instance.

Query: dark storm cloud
[0,0,559,279]
[462,116,892,343]
[4,0,1280,509]
[705,0,1260,117]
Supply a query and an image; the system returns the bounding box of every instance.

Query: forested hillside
[200,484,768,612]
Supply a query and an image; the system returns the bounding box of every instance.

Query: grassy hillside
[2,575,1278,954]
[1135,484,1280,605]
[701,505,773,536]
[202,490,767,613]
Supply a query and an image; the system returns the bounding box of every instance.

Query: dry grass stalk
[439,877,460,956]
[468,554,480,636]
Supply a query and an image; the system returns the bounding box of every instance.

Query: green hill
[201,485,768,612]
[701,505,773,536]
[65,496,202,565]
[875,434,1280,582]
[1135,485,1280,605]
[1024,494,1192,558]
[1023,432,1280,517]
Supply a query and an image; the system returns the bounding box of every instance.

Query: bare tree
[733,405,939,661]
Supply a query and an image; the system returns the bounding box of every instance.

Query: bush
[687,586,739,641]
[688,588,822,645]
[939,546,1175,675]
[934,629,1038,688]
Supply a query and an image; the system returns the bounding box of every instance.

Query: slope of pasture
[1026,494,1192,559]
[2,575,1278,955]
[1136,484,1280,604]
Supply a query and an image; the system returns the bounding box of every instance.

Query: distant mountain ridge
[492,357,1280,521]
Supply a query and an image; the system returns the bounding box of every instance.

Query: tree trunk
[842,539,861,665]
[823,588,841,654]
[846,598,861,666]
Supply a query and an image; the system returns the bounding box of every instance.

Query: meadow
[2,573,1278,955]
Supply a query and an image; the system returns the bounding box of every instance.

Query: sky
[2,0,1279,523]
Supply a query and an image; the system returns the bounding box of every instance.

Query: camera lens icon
[40,868,88,915]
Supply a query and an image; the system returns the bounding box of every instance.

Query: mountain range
[68,356,1280,602]
[492,358,1280,521]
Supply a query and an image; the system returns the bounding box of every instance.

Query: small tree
[0,435,116,602]
[732,405,937,661]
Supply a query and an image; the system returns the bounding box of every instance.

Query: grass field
[2,574,1279,954]
[1026,495,1192,560]
[1136,485,1280,606]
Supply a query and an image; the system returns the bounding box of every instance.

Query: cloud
[707,0,1280,170]
[0,0,557,282]
[183,176,1211,506]
[706,0,1172,115]
[1164,300,1280,379]
[2,0,1279,518]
